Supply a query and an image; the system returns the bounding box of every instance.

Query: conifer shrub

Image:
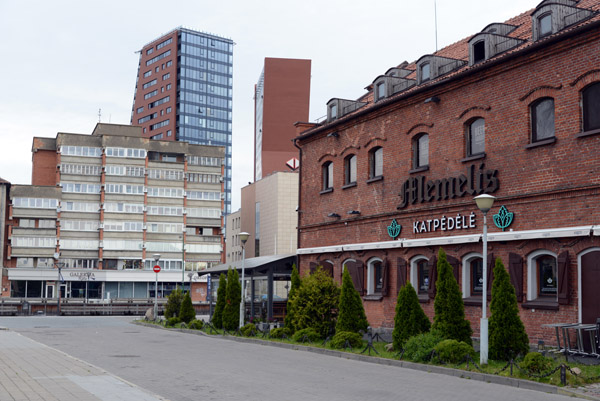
[434,339,475,364]
[289,267,340,338]
[432,248,472,345]
[284,264,301,333]
[166,317,181,327]
[212,273,227,329]
[336,267,369,334]
[489,257,529,360]
[164,288,183,319]
[403,330,445,362]
[392,282,431,350]
[269,327,290,339]
[179,291,196,324]
[189,319,204,330]
[222,268,241,331]
[292,327,321,343]
[330,331,363,349]
[520,352,553,374]
[241,323,257,337]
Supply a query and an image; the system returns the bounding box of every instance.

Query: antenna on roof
[98,108,102,123]
[434,0,439,52]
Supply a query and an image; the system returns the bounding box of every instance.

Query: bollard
[560,365,567,386]
[510,359,513,377]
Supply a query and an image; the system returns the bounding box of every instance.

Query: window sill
[460,153,486,163]
[521,300,559,310]
[409,166,429,174]
[342,182,357,190]
[463,296,483,307]
[319,188,333,195]
[576,128,600,138]
[366,176,383,184]
[363,294,383,302]
[525,137,556,149]
[418,295,430,304]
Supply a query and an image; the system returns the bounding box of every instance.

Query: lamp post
[153,253,161,321]
[239,232,250,329]
[53,252,63,316]
[474,194,496,365]
[181,232,185,294]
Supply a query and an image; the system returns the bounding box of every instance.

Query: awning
[198,254,296,277]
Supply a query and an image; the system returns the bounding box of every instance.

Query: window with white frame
[187,208,220,218]
[61,220,99,231]
[62,259,98,269]
[13,198,58,209]
[16,258,34,268]
[147,205,183,216]
[105,147,147,158]
[37,258,53,268]
[367,258,383,295]
[60,146,102,157]
[461,253,484,298]
[59,239,99,249]
[62,201,100,212]
[527,250,557,301]
[103,221,144,232]
[104,202,144,213]
[12,237,56,248]
[105,184,144,195]
[186,191,221,201]
[147,187,184,198]
[61,182,101,194]
[38,220,55,228]
[103,240,142,250]
[410,255,430,295]
[19,219,35,228]
[147,222,183,233]
[105,165,145,177]
[61,163,101,176]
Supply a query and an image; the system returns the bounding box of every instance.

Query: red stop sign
[153,265,161,273]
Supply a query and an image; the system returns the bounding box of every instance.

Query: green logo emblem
[387,219,402,239]
[493,205,514,231]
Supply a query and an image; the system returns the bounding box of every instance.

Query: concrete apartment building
[3,123,224,303]
[131,28,234,214]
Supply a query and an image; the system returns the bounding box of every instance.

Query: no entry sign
[153,265,161,273]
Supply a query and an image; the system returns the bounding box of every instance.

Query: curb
[133,320,600,401]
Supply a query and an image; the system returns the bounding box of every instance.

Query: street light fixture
[474,193,496,365]
[153,253,161,321]
[239,232,250,329]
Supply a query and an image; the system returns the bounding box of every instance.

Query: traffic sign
[153,265,161,273]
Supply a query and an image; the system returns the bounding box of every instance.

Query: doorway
[581,250,600,324]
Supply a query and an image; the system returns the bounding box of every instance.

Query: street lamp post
[474,194,496,365]
[153,253,161,321]
[53,252,63,316]
[239,232,250,329]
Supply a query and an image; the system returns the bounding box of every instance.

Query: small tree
[432,248,472,345]
[179,291,196,324]
[392,282,431,350]
[164,288,183,319]
[489,257,529,360]
[284,264,301,332]
[336,266,368,334]
[222,268,241,331]
[212,273,227,329]
[290,267,340,338]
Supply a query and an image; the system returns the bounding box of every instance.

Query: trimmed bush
[212,273,227,329]
[179,291,196,324]
[336,267,369,334]
[330,331,363,349]
[403,330,445,362]
[241,323,257,337]
[432,248,472,345]
[284,264,301,333]
[189,319,204,330]
[166,317,181,327]
[489,257,529,360]
[434,339,476,364]
[292,327,321,343]
[164,288,183,319]
[520,352,553,374]
[222,268,241,331]
[289,267,340,338]
[392,282,431,350]
[269,327,290,339]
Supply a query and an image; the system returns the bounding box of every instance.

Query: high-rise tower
[132,28,233,214]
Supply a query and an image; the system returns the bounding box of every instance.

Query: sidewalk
[0,328,167,401]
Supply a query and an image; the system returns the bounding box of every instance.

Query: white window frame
[366,257,383,295]
[410,255,429,293]
[527,249,558,301]
[461,252,483,298]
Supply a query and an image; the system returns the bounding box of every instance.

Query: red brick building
[295,0,600,344]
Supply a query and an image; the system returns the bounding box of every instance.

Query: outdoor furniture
[541,323,578,352]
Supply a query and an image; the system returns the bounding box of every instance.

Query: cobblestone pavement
[0,328,166,401]
[0,316,595,401]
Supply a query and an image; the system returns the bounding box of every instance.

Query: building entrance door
[581,250,600,324]
[46,284,54,299]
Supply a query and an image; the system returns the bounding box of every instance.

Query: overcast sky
[0,0,540,210]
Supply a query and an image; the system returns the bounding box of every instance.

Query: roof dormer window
[539,13,552,37]
[377,82,386,100]
[421,63,431,82]
[473,40,486,64]
[330,104,337,120]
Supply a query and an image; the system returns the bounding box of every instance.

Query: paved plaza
[0,316,596,401]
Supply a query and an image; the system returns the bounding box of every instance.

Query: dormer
[326,98,367,123]
[384,67,412,78]
[416,55,466,84]
[372,74,416,102]
[531,0,595,41]
[468,25,525,66]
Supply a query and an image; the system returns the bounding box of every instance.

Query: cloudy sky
[0,0,540,210]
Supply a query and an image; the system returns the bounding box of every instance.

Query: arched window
[344,154,357,186]
[322,161,333,191]
[466,118,485,156]
[531,97,555,142]
[367,258,383,295]
[410,255,430,296]
[582,82,600,132]
[412,133,429,169]
[461,253,483,298]
[369,147,383,179]
[527,250,557,301]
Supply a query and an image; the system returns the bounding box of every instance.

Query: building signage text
[398,163,499,209]
[413,212,476,234]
